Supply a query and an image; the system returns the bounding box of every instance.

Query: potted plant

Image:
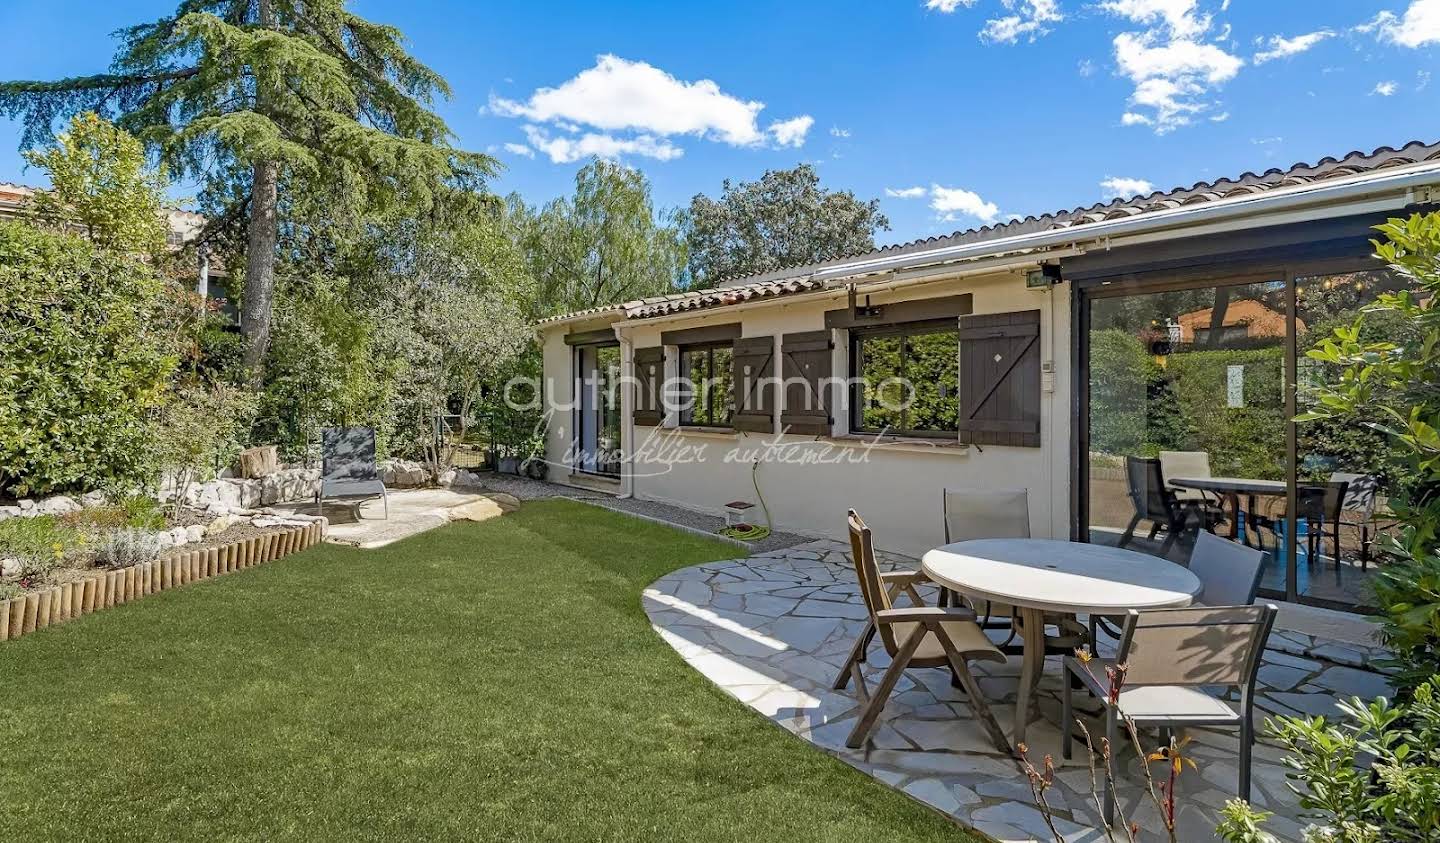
[521,430,549,480]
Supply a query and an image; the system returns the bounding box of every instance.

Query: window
[679,343,734,427]
[849,321,959,436]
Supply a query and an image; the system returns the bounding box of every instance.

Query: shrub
[0,221,176,496]
[0,515,85,585]
[57,496,166,532]
[153,382,258,505]
[1299,213,1440,692]
[1217,675,1440,842]
[92,528,167,570]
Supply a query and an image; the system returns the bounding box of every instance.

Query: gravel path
[468,473,810,554]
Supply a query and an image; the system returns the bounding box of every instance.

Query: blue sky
[0,0,1435,245]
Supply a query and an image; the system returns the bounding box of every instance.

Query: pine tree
[0,1,494,381]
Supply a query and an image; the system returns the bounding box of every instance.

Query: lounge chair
[1062,604,1278,823]
[832,510,1009,752]
[316,427,389,519]
[1118,456,1223,555]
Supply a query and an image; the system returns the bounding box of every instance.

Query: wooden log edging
[1,522,323,645]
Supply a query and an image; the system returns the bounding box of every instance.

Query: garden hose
[717,459,774,542]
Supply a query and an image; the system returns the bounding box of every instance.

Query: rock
[235,445,279,479]
[35,495,81,515]
[154,531,176,549]
[449,469,484,489]
[184,525,206,543]
[448,498,506,523]
[0,557,21,578]
[251,516,282,528]
[169,526,190,546]
[17,499,34,512]
[205,515,235,537]
[438,469,458,487]
[80,490,108,508]
[0,506,18,522]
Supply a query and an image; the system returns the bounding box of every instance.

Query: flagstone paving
[643,540,1395,843]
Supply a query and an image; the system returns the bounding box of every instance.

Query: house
[1175,298,1301,343]
[0,182,231,314]
[535,141,1440,612]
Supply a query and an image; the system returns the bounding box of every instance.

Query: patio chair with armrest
[1090,530,1265,653]
[1062,604,1278,824]
[942,487,1086,657]
[832,510,1010,752]
[1331,472,1381,568]
[1189,530,1266,606]
[316,427,389,519]
[1118,457,1224,556]
[1159,450,1218,505]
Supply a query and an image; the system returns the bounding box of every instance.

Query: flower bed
[0,522,323,642]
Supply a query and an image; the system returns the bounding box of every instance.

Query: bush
[1299,213,1440,692]
[57,496,166,532]
[0,515,85,585]
[0,221,175,496]
[92,528,167,570]
[1218,675,1440,842]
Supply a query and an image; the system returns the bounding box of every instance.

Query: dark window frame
[847,318,960,438]
[678,341,734,428]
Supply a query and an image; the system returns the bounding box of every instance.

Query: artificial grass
[0,500,974,841]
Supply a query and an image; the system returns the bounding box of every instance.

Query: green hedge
[0,222,175,496]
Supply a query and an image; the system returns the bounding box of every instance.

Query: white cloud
[1209,111,1230,122]
[490,55,813,161]
[1100,176,1155,199]
[1100,0,1211,39]
[1420,69,1433,90]
[1078,58,1097,77]
[1364,0,1440,48]
[1112,31,1243,132]
[768,115,814,147]
[929,184,1000,222]
[925,0,977,11]
[521,125,682,164]
[1372,80,1399,96]
[502,142,534,159]
[980,0,1064,44]
[1253,30,1334,64]
[885,186,928,198]
[830,126,852,138]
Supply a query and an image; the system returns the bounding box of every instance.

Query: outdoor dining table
[1170,476,1287,545]
[920,538,1203,745]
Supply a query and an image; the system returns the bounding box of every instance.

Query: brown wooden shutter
[731,337,775,433]
[780,331,833,436]
[632,347,664,426]
[958,310,1041,447]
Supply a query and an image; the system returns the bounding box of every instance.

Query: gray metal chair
[1062,604,1278,823]
[1331,472,1381,568]
[1190,531,1266,606]
[832,510,1009,752]
[316,427,389,519]
[940,487,1030,625]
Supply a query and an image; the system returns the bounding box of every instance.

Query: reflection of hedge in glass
[853,327,958,434]
[680,344,733,427]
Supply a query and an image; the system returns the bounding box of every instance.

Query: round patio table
[920,538,1202,745]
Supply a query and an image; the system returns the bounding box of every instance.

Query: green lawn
[0,500,971,841]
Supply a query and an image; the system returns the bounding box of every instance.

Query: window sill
[665,426,738,441]
[823,434,970,455]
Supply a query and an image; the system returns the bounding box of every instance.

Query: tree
[22,112,170,256]
[0,1,494,383]
[1300,213,1440,693]
[514,159,685,314]
[680,163,889,287]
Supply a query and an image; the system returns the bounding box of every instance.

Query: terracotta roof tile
[544,140,1440,325]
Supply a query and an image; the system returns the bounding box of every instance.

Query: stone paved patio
[643,540,1394,842]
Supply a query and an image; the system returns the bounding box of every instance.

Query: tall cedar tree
[0,0,494,381]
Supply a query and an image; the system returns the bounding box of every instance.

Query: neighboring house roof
[1175,299,1304,341]
[539,139,1440,328]
[0,182,208,248]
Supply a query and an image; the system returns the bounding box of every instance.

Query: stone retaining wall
[0,522,323,643]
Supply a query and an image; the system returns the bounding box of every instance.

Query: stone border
[0,522,324,643]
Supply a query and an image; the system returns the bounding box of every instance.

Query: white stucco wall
[541,270,1071,559]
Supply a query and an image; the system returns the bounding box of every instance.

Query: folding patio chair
[832,510,1009,752]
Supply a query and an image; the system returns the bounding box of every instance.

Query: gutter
[800,160,1440,283]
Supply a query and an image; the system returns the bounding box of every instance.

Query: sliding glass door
[574,343,622,476]
[1079,264,1425,611]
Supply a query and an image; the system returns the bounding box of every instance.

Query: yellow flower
[1147,735,1197,777]
[1074,646,1094,664]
